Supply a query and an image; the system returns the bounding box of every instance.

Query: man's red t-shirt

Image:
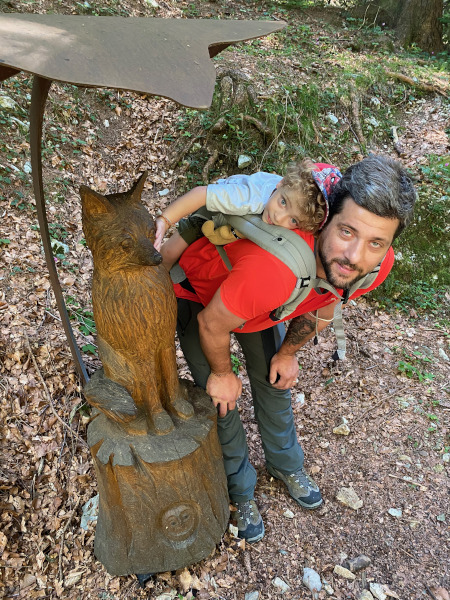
[174,231,394,334]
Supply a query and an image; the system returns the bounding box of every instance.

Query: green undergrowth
[66,296,98,356]
[0,75,102,209]
[373,155,449,320]
[169,6,449,319]
[73,0,130,17]
[0,76,33,207]
[1,0,448,322]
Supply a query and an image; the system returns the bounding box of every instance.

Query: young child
[154,159,342,270]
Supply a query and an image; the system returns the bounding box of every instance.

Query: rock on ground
[333,565,356,580]
[336,487,363,510]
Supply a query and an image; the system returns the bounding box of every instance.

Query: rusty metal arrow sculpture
[0,13,284,384]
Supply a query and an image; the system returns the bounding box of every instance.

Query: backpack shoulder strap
[328,265,381,360]
[226,214,316,279]
[222,214,320,319]
[347,265,380,297]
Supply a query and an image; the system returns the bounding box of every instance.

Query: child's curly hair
[282,158,326,234]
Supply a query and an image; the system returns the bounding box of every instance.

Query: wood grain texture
[88,382,229,575]
[81,175,229,575]
[82,172,194,435]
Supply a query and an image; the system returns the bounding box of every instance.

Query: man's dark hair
[327,155,416,239]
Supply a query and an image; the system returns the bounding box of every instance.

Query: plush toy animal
[201,219,244,245]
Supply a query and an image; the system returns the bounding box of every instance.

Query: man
[171,155,416,543]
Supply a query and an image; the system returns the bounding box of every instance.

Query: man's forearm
[268,314,318,389]
[198,327,233,374]
[196,290,245,373]
[279,301,339,360]
[280,314,316,355]
[197,300,244,415]
[198,306,236,373]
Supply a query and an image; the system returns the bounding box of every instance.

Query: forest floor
[0,1,449,599]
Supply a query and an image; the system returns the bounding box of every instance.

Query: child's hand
[154,217,167,251]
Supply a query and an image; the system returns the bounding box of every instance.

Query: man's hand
[269,352,299,390]
[206,371,242,417]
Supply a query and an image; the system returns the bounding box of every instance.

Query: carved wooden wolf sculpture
[80,173,229,576]
[81,172,193,435]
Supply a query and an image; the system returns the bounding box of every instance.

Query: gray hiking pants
[176,298,304,503]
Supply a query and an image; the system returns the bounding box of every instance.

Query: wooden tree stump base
[87,379,229,576]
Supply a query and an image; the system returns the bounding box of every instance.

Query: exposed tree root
[202,148,219,184]
[215,66,251,82]
[234,83,249,106]
[349,81,366,149]
[242,114,273,138]
[216,67,258,108]
[390,125,405,157]
[168,131,202,169]
[385,70,448,98]
[210,117,227,133]
[247,85,259,106]
[171,68,272,178]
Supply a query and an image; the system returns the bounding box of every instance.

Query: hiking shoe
[267,465,323,509]
[232,499,265,543]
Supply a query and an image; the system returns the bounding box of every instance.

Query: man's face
[262,181,304,230]
[317,197,399,290]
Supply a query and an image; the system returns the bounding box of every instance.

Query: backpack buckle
[296,276,311,289]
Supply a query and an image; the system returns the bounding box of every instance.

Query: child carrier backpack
[209,213,380,360]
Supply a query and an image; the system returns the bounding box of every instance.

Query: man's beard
[318,247,366,290]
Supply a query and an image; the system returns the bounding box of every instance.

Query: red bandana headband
[311,163,342,229]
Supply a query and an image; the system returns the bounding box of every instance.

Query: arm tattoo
[284,315,315,347]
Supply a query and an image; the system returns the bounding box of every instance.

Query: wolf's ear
[129,171,148,202]
[80,185,112,216]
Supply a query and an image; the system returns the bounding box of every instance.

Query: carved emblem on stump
[80,173,229,576]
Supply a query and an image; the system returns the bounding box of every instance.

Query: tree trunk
[87,381,229,576]
[350,0,444,53]
[395,0,444,53]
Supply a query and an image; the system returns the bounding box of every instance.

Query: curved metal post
[30,75,89,385]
